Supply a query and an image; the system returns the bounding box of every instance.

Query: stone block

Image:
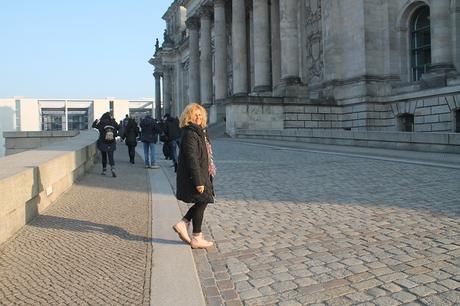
[424,114,440,124]
[304,121,319,128]
[285,113,298,121]
[298,113,312,121]
[415,124,432,132]
[284,105,304,113]
[285,121,305,128]
[318,121,332,128]
[431,122,450,132]
[424,97,440,107]
[318,106,331,113]
[431,105,450,115]
[304,106,318,113]
[312,113,325,121]
[325,114,338,121]
[414,107,431,116]
[448,133,460,145]
[411,133,448,144]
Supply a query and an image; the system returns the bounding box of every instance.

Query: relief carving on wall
[305,0,324,84]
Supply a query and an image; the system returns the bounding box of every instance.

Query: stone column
[253,0,271,92]
[153,71,162,119]
[200,7,213,106]
[232,0,248,95]
[270,0,281,89]
[163,67,172,115]
[429,0,454,72]
[279,0,300,83]
[214,0,228,100]
[186,17,200,102]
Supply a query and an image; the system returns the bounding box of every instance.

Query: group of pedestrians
[92,112,180,171]
[93,103,216,250]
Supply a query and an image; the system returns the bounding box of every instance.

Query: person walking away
[122,118,139,164]
[164,113,182,172]
[92,112,120,177]
[140,114,161,169]
[173,103,216,249]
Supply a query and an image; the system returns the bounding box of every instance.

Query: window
[129,108,152,123]
[455,109,460,133]
[68,108,89,130]
[41,108,64,131]
[410,6,431,81]
[398,113,414,132]
[15,99,21,131]
[109,101,114,116]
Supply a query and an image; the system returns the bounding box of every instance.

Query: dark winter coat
[176,123,214,204]
[140,116,160,143]
[164,116,181,141]
[123,119,139,147]
[92,114,119,152]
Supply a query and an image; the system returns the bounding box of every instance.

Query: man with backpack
[140,114,161,169]
[92,112,120,177]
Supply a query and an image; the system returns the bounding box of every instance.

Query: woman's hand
[196,185,204,193]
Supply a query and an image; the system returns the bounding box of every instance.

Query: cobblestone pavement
[163,139,460,306]
[0,145,152,305]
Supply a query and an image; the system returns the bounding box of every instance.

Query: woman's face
[191,109,203,126]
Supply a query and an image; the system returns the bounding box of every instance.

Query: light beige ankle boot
[190,233,213,249]
[172,219,191,244]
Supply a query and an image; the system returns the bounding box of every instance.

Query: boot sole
[190,243,214,249]
[172,225,191,244]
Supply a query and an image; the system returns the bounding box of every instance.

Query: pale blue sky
[0,0,171,99]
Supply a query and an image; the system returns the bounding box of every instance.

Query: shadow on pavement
[30,215,153,242]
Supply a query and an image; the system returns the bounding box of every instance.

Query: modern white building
[0,97,155,156]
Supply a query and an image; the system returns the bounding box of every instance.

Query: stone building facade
[150,0,460,137]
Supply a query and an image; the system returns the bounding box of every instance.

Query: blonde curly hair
[179,103,208,128]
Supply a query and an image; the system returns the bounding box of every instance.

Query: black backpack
[103,125,117,142]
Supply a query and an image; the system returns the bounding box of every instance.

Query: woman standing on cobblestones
[173,103,216,249]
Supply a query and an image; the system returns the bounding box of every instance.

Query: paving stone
[373,296,401,306]
[392,291,417,303]
[408,285,437,297]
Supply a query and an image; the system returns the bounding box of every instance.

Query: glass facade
[410,6,431,81]
[41,108,64,131]
[129,108,153,124]
[68,108,89,130]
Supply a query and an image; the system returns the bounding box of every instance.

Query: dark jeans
[183,202,208,233]
[169,138,180,164]
[101,150,114,169]
[128,145,136,162]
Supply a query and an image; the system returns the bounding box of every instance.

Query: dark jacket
[123,119,139,147]
[164,116,181,141]
[92,113,119,152]
[176,123,214,204]
[140,116,160,143]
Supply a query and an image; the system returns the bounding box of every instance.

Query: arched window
[410,6,431,81]
[398,113,414,132]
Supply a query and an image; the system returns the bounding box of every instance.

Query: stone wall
[236,128,460,154]
[282,91,460,132]
[0,131,98,245]
[3,131,80,156]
